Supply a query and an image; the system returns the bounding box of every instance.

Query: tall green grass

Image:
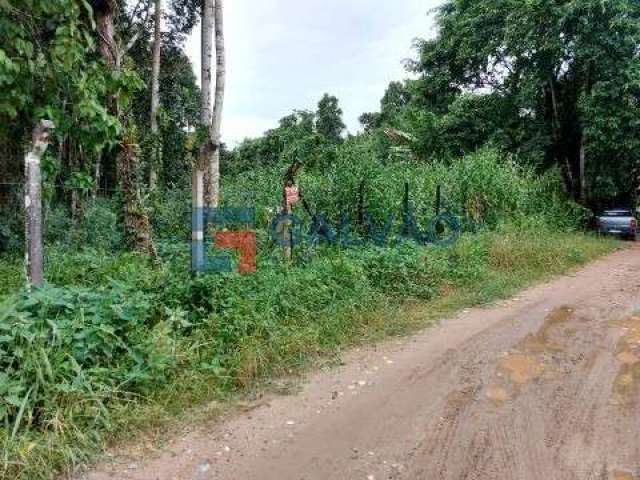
[142,147,589,247]
[222,145,588,230]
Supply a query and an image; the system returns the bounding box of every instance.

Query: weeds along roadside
[0,227,619,480]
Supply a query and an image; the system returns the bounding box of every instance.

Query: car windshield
[603,210,633,217]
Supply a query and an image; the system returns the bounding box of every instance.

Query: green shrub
[149,188,191,241]
[0,255,22,301]
[82,198,123,250]
[0,204,23,254]
[45,198,123,251]
[0,284,177,431]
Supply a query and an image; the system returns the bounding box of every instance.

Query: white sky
[184,0,443,145]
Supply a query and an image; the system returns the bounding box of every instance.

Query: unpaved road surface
[84,246,640,480]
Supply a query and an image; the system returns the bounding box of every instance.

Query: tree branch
[122,0,153,55]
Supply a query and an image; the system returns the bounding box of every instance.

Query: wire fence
[0,182,120,193]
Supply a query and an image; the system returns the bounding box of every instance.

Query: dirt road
[84,246,640,480]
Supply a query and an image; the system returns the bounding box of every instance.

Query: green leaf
[10,386,32,441]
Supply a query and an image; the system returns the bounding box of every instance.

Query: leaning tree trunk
[25,120,54,287]
[207,0,225,209]
[193,0,215,271]
[149,0,162,189]
[92,0,156,257]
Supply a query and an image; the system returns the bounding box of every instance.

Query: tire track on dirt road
[81,246,640,480]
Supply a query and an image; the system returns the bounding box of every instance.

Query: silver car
[596,209,637,240]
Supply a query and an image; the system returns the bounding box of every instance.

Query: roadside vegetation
[0,147,619,479]
[1,0,637,478]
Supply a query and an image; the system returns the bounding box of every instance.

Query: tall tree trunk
[562,157,574,195]
[93,153,101,199]
[548,75,561,140]
[193,0,215,271]
[94,0,118,68]
[92,0,156,257]
[149,0,162,189]
[70,139,82,223]
[548,75,576,196]
[579,134,587,204]
[578,65,593,205]
[25,120,54,287]
[118,131,157,257]
[208,0,225,209]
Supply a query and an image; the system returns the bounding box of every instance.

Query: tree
[359,81,412,132]
[1,0,200,259]
[157,45,200,186]
[0,0,123,163]
[358,112,382,132]
[316,94,345,143]
[208,0,226,208]
[197,0,225,211]
[149,0,163,189]
[193,0,214,270]
[224,110,332,174]
[0,0,128,239]
[410,0,640,204]
[91,0,157,257]
[166,0,201,43]
[123,3,201,188]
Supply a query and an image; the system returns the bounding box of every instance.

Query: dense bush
[46,198,123,251]
[0,285,175,431]
[0,195,23,254]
